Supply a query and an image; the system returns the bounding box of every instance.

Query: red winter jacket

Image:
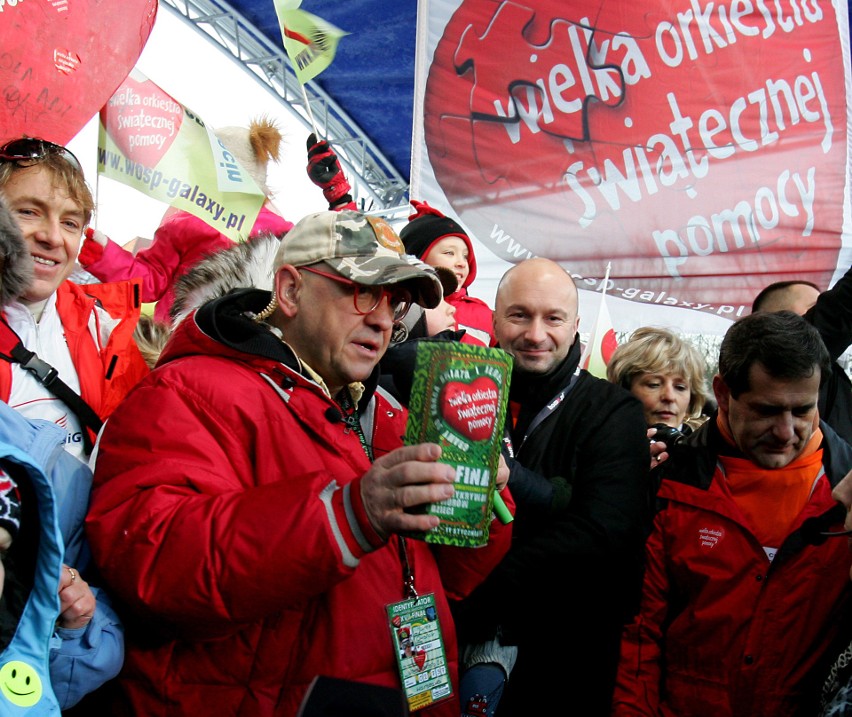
[78,205,293,324]
[86,291,513,717]
[447,289,494,347]
[0,280,149,436]
[613,420,852,717]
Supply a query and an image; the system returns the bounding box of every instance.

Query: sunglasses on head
[0,137,82,173]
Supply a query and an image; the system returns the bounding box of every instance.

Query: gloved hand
[306,133,355,209]
[85,227,109,247]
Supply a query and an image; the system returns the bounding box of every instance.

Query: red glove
[306,133,355,209]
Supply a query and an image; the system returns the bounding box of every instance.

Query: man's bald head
[494,258,580,374]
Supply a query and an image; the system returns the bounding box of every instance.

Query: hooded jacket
[0,401,124,713]
[399,202,494,346]
[0,433,64,716]
[0,279,150,447]
[85,288,513,716]
[613,417,852,717]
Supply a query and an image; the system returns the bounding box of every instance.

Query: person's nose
[447,303,456,317]
[660,380,677,403]
[524,317,547,344]
[366,296,395,330]
[771,412,796,443]
[33,217,64,247]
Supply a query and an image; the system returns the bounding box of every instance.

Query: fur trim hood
[0,195,33,305]
[170,233,280,329]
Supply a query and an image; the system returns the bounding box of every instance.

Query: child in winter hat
[399,200,494,346]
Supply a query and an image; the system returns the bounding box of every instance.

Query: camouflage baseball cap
[275,210,442,308]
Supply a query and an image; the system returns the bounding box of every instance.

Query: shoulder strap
[0,318,102,452]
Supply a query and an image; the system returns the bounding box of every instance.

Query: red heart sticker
[413,649,427,671]
[439,376,499,443]
[102,72,183,168]
[0,1,157,146]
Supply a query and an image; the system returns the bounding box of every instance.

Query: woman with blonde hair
[607,327,708,434]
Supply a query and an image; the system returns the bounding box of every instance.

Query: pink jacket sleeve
[78,215,229,304]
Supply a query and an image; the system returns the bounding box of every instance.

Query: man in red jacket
[613,310,852,716]
[86,210,514,717]
[0,137,148,460]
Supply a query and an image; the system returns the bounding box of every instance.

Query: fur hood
[0,194,33,305]
[169,233,281,329]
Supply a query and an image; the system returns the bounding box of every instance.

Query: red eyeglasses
[0,137,83,173]
[300,265,412,321]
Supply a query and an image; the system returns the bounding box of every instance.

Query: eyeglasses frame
[298,264,412,321]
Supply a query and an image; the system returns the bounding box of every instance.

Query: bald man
[452,259,649,717]
[752,266,852,444]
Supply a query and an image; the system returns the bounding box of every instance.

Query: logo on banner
[423,0,846,315]
[98,70,265,242]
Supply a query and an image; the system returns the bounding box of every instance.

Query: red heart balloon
[102,72,183,168]
[0,0,158,146]
[439,376,500,443]
[413,649,427,671]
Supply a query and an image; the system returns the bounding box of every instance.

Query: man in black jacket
[453,258,649,717]
[752,266,852,444]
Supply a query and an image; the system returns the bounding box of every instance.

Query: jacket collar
[509,335,582,407]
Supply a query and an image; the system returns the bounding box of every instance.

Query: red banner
[414,0,850,324]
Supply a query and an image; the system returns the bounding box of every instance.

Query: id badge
[387,593,452,711]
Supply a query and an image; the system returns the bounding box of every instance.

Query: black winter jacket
[453,337,649,717]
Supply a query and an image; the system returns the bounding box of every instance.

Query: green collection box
[404,341,513,547]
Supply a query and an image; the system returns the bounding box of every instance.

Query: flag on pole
[580,263,619,379]
[96,70,265,243]
[274,0,348,85]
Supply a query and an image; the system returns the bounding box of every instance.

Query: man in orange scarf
[613,310,852,717]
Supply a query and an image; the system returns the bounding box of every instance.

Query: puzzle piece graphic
[455,3,624,136]
[444,1,629,186]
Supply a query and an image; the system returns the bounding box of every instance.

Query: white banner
[411,0,852,336]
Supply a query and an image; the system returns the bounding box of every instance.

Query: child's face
[425,298,457,336]
[424,237,469,288]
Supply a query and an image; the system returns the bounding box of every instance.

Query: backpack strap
[0,318,101,453]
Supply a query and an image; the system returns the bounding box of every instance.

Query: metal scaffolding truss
[159,0,410,215]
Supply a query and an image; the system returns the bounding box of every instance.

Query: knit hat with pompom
[214,115,282,197]
[398,200,477,288]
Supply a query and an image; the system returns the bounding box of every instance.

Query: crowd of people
[0,125,849,717]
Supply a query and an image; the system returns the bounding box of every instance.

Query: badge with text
[404,342,512,547]
[387,593,451,711]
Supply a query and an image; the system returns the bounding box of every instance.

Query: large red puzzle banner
[413,0,851,323]
[0,0,157,147]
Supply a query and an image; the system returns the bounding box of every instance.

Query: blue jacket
[0,401,123,711]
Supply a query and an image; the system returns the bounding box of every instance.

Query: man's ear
[712,374,729,414]
[274,265,301,318]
